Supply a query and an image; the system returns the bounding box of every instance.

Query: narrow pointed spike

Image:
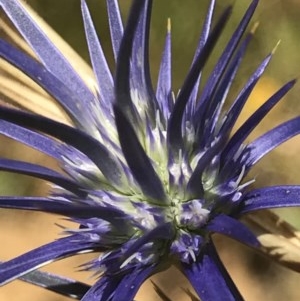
[115,0,146,123]
[202,34,253,141]
[0,236,94,286]
[218,54,272,138]
[0,39,91,128]
[186,0,216,117]
[218,66,285,179]
[167,6,232,154]
[19,270,90,300]
[106,0,124,60]
[156,19,172,121]
[0,158,84,196]
[114,106,166,202]
[0,0,95,108]
[194,0,216,58]
[131,0,158,122]
[245,116,300,168]
[0,120,63,161]
[222,80,296,162]
[0,196,128,228]
[81,0,114,107]
[0,107,124,186]
[194,0,259,125]
[0,197,58,213]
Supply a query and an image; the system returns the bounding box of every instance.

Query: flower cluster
[0,0,300,300]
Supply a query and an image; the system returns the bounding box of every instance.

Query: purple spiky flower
[0,0,300,300]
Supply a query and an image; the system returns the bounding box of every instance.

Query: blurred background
[1,0,300,300]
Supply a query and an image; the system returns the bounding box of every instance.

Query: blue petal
[19,269,90,300]
[206,214,260,248]
[0,158,84,196]
[105,0,123,60]
[112,265,156,301]
[182,242,244,301]
[167,6,232,154]
[222,79,296,164]
[0,235,94,285]
[114,106,166,202]
[0,0,95,109]
[241,185,300,213]
[0,106,125,186]
[244,116,300,168]
[81,0,114,109]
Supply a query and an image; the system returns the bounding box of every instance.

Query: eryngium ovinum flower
[0,0,300,300]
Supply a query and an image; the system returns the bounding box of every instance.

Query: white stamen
[188,247,196,262]
[120,253,137,269]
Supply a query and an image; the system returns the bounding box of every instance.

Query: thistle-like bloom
[0,0,300,300]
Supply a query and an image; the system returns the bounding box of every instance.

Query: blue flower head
[0,0,300,300]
